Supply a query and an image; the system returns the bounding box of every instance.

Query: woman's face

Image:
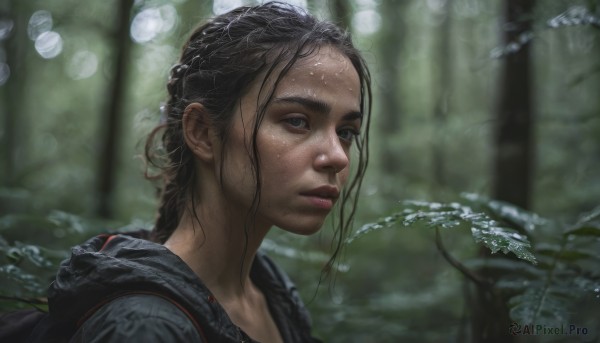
[219,45,362,235]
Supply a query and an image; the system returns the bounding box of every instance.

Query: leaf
[0,264,44,294]
[564,223,600,237]
[546,6,600,29]
[577,205,600,223]
[571,275,600,294]
[346,213,402,243]
[461,193,546,233]
[47,210,88,234]
[509,284,571,327]
[5,247,23,264]
[348,198,537,264]
[471,226,537,264]
[13,242,57,269]
[401,200,537,263]
[536,243,600,262]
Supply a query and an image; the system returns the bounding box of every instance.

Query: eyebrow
[273,96,362,121]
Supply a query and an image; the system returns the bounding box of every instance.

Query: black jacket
[44,232,320,342]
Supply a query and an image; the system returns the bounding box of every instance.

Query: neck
[164,198,271,300]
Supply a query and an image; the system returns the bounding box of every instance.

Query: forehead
[239,45,362,116]
[291,45,356,75]
[277,45,360,96]
[256,45,362,114]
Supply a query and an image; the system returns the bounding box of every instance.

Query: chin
[277,218,325,236]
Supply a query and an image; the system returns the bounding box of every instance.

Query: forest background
[1,0,599,342]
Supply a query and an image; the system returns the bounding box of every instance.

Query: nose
[313,131,349,174]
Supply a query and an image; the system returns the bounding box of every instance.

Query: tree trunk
[431,0,453,193]
[378,0,407,174]
[95,0,133,218]
[492,0,535,210]
[469,1,536,342]
[0,0,28,189]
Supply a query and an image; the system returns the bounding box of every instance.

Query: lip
[300,186,340,210]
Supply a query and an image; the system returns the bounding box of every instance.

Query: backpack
[0,290,205,342]
[0,307,49,343]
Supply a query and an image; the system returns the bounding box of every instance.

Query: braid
[146,61,194,243]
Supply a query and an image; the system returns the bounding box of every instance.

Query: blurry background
[1,0,599,342]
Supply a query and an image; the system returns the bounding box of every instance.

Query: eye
[284,116,309,130]
[338,127,359,143]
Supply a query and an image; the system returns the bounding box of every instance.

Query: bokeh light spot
[34,31,63,59]
[28,10,53,41]
[67,50,98,80]
[353,9,381,35]
[0,19,14,40]
[130,5,177,44]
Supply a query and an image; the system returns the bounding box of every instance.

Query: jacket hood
[48,232,241,341]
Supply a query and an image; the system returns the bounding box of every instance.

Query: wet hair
[145,1,372,271]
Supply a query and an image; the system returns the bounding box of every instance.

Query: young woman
[43,2,372,342]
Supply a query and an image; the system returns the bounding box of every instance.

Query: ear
[182,103,216,162]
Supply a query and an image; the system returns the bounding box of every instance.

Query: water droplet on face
[320,74,324,80]
[309,71,314,75]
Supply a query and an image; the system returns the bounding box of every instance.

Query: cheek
[259,141,298,181]
[257,128,297,167]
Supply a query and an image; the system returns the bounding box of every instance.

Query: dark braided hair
[145,1,372,270]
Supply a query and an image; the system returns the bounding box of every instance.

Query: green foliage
[504,206,600,327]
[348,194,538,264]
[0,210,107,310]
[347,194,600,330]
[546,5,600,29]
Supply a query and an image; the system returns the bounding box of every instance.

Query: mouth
[300,186,340,210]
